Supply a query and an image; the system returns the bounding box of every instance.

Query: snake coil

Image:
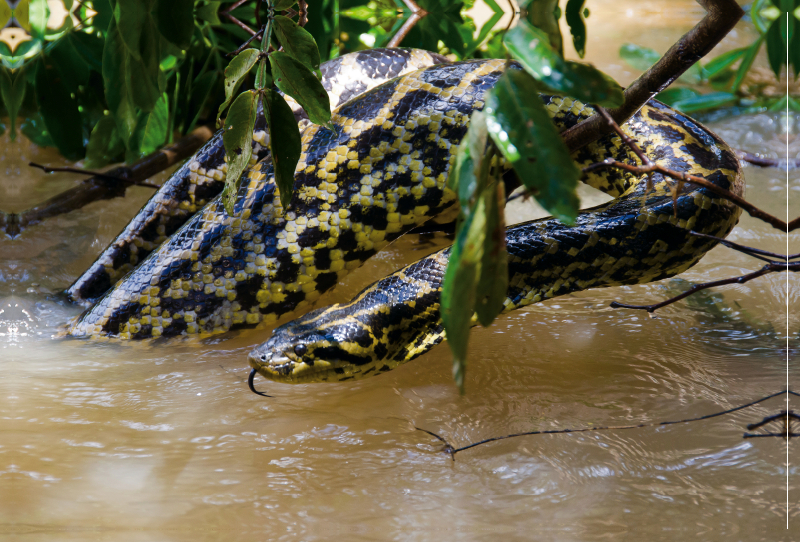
[66,50,743,385]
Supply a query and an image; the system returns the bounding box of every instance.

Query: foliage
[621,0,800,114]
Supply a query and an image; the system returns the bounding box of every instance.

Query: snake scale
[66,49,743,385]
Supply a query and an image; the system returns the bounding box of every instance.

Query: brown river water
[1,1,798,540]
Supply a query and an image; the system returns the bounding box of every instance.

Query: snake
[66,49,743,386]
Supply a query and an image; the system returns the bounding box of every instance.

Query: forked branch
[562,0,744,154]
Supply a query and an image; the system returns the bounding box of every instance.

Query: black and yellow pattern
[67,57,500,338]
[65,48,446,306]
[68,53,743,388]
[247,99,743,383]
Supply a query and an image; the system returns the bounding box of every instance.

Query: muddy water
[1,2,798,540]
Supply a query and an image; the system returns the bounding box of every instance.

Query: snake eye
[294,344,308,357]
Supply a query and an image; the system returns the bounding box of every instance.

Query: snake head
[247,309,380,383]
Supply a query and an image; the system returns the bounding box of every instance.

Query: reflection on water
[1,1,798,540]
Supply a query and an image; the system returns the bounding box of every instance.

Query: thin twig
[609,261,798,313]
[3,128,214,237]
[223,12,257,36]
[583,107,790,232]
[561,0,744,154]
[227,26,265,57]
[28,163,160,189]
[416,390,797,459]
[220,0,249,14]
[298,0,308,26]
[255,0,263,27]
[689,231,797,262]
[387,0,428,48]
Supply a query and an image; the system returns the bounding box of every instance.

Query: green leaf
[731,35,764,91]
[703,47,747,79]
[565,0,586,58]
[669,91,738,113]
[113,0,148,61]
[35,57,84,160]
[221,89,259,215]
[655,87,699,106]
[448,110,488,212]
[619,43,660,71]
[441,195,482,392]
[0,1,11,29]
[64,30,105,73]
[125,14,162,112]
[274,0,297,9]
[765,18,784,77]
[474,179,507,327]
[85,115,125,168]
[196,1,221,24]
[484,69,581,224]
[505,22,623,107]
[156,0,194,48]
[263,89,302,210]
[128,93,169,160]
[218,48,260,118]
[620,43,704,84]
[272,15,322,72]
[49,37,91,91]
[27,0,48,41]
[269,51,331,127]
[0,68,26,141]
[102,19,137,142]
[523,0,563,55]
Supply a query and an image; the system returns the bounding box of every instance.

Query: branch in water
[3,127,214,237]
[416,390,800,459]
[562,0,745,154]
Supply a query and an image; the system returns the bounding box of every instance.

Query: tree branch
[583,107,790,232]
[3,127,214,238]
[416,390,797,459]
[387,0,428,48]
[562,0,744,154]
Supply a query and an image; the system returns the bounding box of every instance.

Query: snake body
[68,50,743,385]
[66,49,446,305]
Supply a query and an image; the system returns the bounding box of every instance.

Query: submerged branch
[417,390,800,459]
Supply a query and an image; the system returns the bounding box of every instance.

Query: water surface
[1,1,797,539]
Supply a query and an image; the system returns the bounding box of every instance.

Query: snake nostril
[294,344,307,356]
[260,353,267,362]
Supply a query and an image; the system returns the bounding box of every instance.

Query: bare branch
[689,231,798,262]
[387,0,428,48]
[417,390,796,458]
[609,262,796,313]
[3,127,214,237]
[583,107,790,232]
[562,0,744,154]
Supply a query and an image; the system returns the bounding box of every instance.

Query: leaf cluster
[442,0,623,391]
[218,0,331,214]
[0,0,331,165]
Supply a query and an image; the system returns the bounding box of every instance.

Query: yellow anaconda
[68,52,743,381]
[66,48,446,306]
